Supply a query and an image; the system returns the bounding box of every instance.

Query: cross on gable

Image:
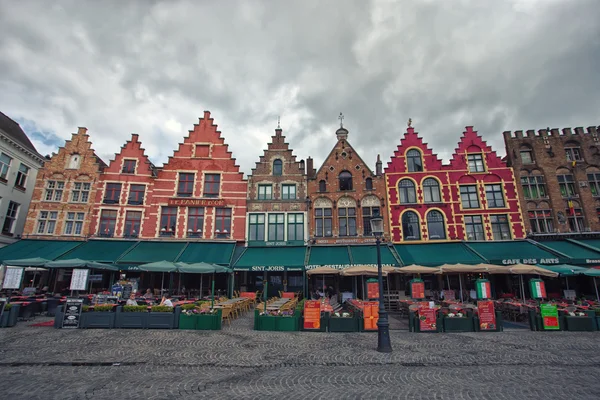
[338,112,344,127]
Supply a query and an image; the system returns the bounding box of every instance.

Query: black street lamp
[370,216,393,353]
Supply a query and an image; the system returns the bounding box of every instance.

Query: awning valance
[464,240,567,265]
[57,240,138,263]
[233,247,306,272]
[395,243,485,266]
[118,242,188,264]
[0,240,85,263]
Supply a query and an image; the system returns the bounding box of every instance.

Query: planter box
[255,311,299,331]
[196,310,222,330]
[1,305,20,328]
[179,314,197,330]
[565,316,596,332]
[596,316,600,331]
[443,316,474,332]
[81,312,115,329]
[147,312,175,329]
[328,316,358,332]
[116,311,148,329]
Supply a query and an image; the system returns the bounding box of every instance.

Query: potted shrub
[1,304,20,328]
[147,305,175,329]
[328,311,358,332]
[81,305,115,329]
[443,311,474,332]
[115,305,148,329]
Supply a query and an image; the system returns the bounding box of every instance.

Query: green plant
[181,304,197,311]
[123,305,147,312]
[296,299,305,311]
[151,305,173,313]
[195,300,210,307]
[92,305,114,312]
[3,304,12,310]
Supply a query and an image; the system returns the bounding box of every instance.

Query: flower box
[0,304,20,328]
[255,310,299,331]
[328,314,358,332]
[276,313,300,331]
[178,314,197,330]
[147,312,174,329]
[443,316,474,332]
[115,306,148,329]
[196,309,222,330]
[81,311,115,329]
[564,313,596,332]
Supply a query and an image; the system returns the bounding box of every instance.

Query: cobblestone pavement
[1,312,599,399]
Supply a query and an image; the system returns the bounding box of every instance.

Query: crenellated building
[23,127,106,239]
[306,116,389,245]
[503,125,600,236]
[89,134,156,239]
[385,122,525,243]
[146,111,247,242]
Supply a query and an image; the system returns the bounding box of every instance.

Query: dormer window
[339,171,353,191]
[406,149,423,172]
[68,154,81,169]
[122,160,136,174]
[467,154,485,172]
[273,159,283,176]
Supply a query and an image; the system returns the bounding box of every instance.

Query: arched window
[422,178,441,203]
[402,211,420,241]
[426,210,446,239]
[406,149,423,172]
[365,178,373,190]
[273,159,283,176]
[398,179,416,204]
[319,180,326,192]
[339,171,353,191]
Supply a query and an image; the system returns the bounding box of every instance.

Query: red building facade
[89,134,156,238]
[385,123,525,243]
[145,111,247,241]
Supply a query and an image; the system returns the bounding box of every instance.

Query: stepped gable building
[146,111,247,241]
[0,112,45,246]
[23,127,107,239]
[503,125,600,235]
[89,134,156,238]
[306,114,388,244]
[246,121,308,246]
[385,121,524,243]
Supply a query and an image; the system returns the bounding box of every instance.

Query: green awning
[572,239,600,251]
[233,247,306,272]
[178,262,231,274]
[395,243,485,266]
[118,242,188,264]
[44,258,120,271]
[3,257,49,267]
[57,240,138,263]
[464,241,566,265]
[582,268,600,277]
[350,245,400,266]
[137,260,179,272]
[306,246,351,269]
[176,242,236,265]
[538,264,587,276]
[534,240,600,265]
[0,240,85,263]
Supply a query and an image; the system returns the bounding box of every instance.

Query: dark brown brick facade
[504,126,600,235]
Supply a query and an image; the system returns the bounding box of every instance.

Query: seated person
[143,289,154,299]
[160,293,174,307]
[126,294,138,306]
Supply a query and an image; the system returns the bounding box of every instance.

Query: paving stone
[0,313,599,399]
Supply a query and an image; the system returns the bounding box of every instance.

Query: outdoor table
[267,298,290,310]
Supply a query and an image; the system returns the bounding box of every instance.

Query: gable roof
[0,111,43,158]
[314,135,376,178]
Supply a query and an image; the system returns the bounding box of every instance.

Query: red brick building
[145,111,247,241]
[385,123,525,243]
[89,134,156,238]
[23,127,106,239]
[306,117,388,244]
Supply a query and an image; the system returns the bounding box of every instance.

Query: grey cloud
[0,0,599,177]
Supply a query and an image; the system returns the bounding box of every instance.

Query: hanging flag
[571,160,577,168]
[529,278,547,299]
[568,200,575,216]
[476,279,491,299]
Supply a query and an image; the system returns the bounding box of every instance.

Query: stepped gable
[250,126,304,176]
[446,126,505,171]
[385,124,444,173]
[103,134,156,177]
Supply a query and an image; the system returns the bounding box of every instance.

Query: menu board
[418,307,437,331]
[410,280,425,299]
[62,299,83,329]
[0,298,7,320]
[367,280,379,299]
[477,300,497,331]
[121,284,133,299]
[69,269,89,291]
[363,301,379,330]
[540,304,560,330]
[303,300,321,330]
[2,267,24,290]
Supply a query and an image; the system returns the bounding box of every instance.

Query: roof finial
[277,116,281,129]
[339,112,344,128]
[408,118,412,127]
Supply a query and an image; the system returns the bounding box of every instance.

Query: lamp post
[370,216,392,353]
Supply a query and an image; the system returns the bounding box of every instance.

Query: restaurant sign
[304,264,395,270]
[501,258,559,265]
[315,238,377,244]
[585,259,600,264]
[62,298,83,329]
[540,303,560,330]
[168,198,226,207]
[234,265,304,272]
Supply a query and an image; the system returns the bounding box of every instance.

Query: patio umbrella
[396,265,440,274]
[582,268,600,302]
[306,267,340,276]
[487,264,558,301]
[3,257,50,267]
[137,260,179,272]
[45,258,120,271]
[341,265,387,277]
[538,264,586,291]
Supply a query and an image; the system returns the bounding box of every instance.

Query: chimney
[376,154,382,176]
[306,157,314,178]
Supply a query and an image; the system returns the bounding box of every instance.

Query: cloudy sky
[1,0,599,176]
